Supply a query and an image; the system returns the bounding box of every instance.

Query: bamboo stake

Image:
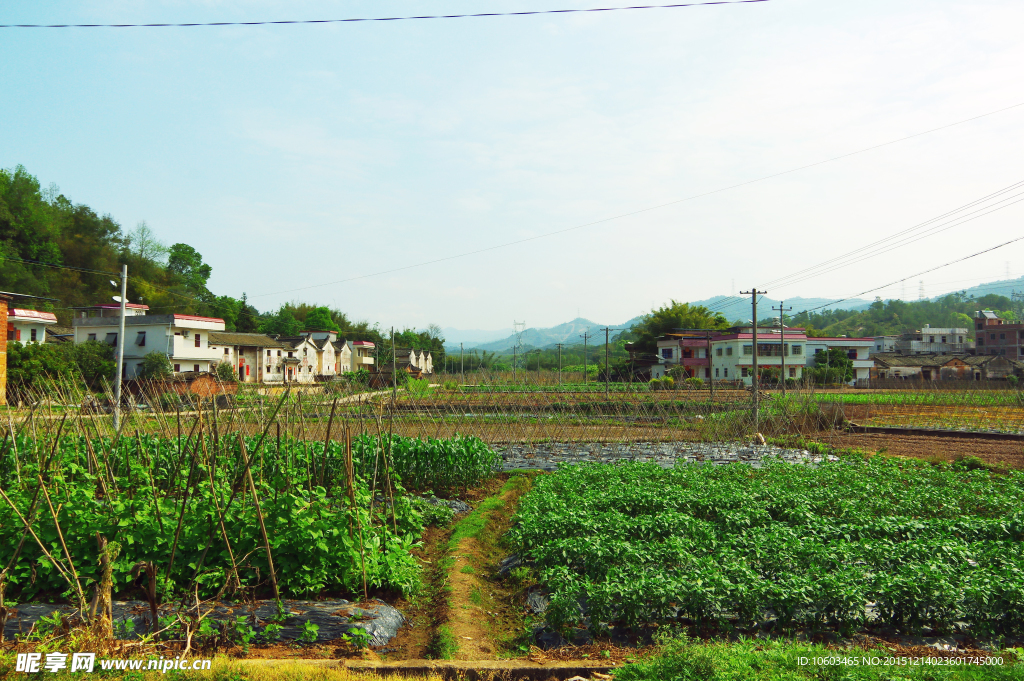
[239,435,279,601]
[38,476,89,616]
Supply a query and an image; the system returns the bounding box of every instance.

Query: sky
[2,0,1023,332]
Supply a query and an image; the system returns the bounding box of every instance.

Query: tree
[626,301,729,355]
[259,307,303,336]
[809,347,854,384]
[69,341,116,390]
[5,342,77,393]
[215,361,236,382]
[167,243,213,293]
[138,352,172,380]
[126,221,168,264]
[304,306,340,332]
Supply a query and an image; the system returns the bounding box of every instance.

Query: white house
[804,337,875,383]
[708,327,808,386]
[335,340,376,373]
[7,308,58,344]
[71,304,225,378]
[208,332,289,383]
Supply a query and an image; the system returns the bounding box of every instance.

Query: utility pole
[460,343,464,385]
[601,327,621,399]
[391,326,397,400]
[772,301,793,396]
[706,330,714,401]
[580,331,593,385]
[513,346,517,383]
[113,264,128,432]
[739,288,767,434]
[555,343,564,386]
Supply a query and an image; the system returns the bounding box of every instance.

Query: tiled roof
[871,353,975,367]
[10,309,58,323]
[209,332,287,348]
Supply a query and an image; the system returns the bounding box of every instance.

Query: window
[705,367,710,378]
[174,363,180,372]
[266,350,271,356]
[790,344,801,355]
[715,348,723,356]
[741,367,749,377]
[661,348,673,359]
[277,350,282,356]
[1000,333,1006,340]
[929,336,934,343]
[991,333,997,340]
[977,323,984,330]
[715,368,720,377]
[193,364,200,372]
[266,365,271,373]
[978,338,985,346]
[105,333,117,345]
[723,368,728,377]
[288,352,293,358]
[30,328,37,342]
[303,348,308,356]
[789,367,796,378]
[135,331,146,347]
[195,333,201,348]
[742,345,752,355]
[726,347,733,356]
[941,336,946,343]
[224,348,229,355]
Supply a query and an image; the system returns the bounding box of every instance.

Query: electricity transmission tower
[512,321,526,381]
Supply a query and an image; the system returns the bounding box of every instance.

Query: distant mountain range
[443,317,642,352]
[441,276,1024,352]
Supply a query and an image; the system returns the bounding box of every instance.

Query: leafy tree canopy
[623,300,729,355]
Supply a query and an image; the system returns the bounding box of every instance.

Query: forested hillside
[0,165,445,361]
[789,293,1021,338]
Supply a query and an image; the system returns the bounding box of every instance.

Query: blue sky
[2,0,1023,331]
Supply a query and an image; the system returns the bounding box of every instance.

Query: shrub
[139,352,173,380]
[442,379,459,391]
[1007,375,1019,388]
[683,376,704,389]
[407,377,431,398]
[215,361,236,382]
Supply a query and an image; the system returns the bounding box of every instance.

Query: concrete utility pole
[555,343,564,386]
[773,301,792,396]
[740,288,767,434]
[460,343,464,385]
[601,327,621,399]
[580,331,593,385]
[706,330,714,401]
[391,327,397,400]
[113,264,127,433]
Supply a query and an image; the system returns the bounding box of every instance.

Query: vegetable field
[510,456,1024,637]
[0,427,497,603]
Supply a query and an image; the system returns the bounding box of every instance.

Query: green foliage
[215,361,236,382]
[352,434,500,494]
[0,432,427,601]
[613,632,1024,681]
[258,307,303,336]
[340,627,371,649]
[442,379,459,391]
[510,457,1024,636]
[683,376,704,389]
[304,306,340,332]
[297,620,319,644]
[624,300,729,355]
[137,351,172,380]
[5,340,117,393]
[1008,375,1019,388]
[808,347,855,383]
[428,624,458,659]
[407,378,432,398]
[413,498,455,528]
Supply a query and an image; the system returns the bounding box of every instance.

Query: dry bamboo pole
[320,397,338,489]
[0,486,81,599]
[164,435,203,582]
[239,435,279,601]
[4,413,23,485]
[202,435,241,598]
[345,426,368,600]
[38,476,89,615]
[92,535,119,638]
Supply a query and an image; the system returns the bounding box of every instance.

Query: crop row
[0,431,497,602]
[510,457,1024,635]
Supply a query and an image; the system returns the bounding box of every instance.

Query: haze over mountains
[441,275,1024,352]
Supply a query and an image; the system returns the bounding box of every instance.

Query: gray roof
[208,332,287,348]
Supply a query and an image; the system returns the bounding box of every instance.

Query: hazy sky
[3,0,1023,331]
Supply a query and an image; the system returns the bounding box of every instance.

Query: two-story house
[208,332,290,383]
[335,340,376,373]
[71,304,226,377]
[709,326,809,385]
[7,308,58,344]
[974,310,1023,359]
[804,336,875,382]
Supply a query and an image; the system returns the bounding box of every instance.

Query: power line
[800,235,1024,314]
[0,1,769,29]
[250,100,1024,300]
